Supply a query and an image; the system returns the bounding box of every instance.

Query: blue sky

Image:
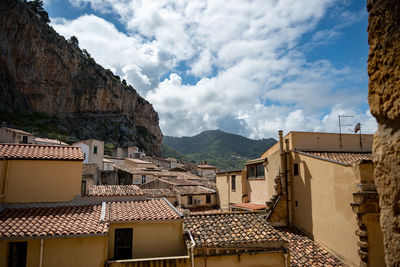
[45,0,375,139]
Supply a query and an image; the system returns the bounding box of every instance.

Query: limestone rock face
[0,0,162,155]
[367,0,400,265]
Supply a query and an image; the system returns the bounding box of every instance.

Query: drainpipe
[187,230,195,267]
[285,139,293,226]
[284,251,289,267]
[0,159,10,200]
[227,173,231,211]
[278,131,286,192]
[39,239,44,267]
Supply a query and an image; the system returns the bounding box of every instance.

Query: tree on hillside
[25,0,50,23]
[68,36,79,47]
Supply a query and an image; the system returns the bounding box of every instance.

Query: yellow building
[216,170,247,211]
[0,144,83,203]
[241,131,384,267]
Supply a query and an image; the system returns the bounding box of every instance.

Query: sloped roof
[231,202,266,211]
[0,205,108,239]
[82,164,98,176]
[184,213,285,248]
[160,178,202,186]
[88,185,143,197]
[173,186,215,196]
[142,189,175,198]
[106,199,182,222]
[295,150,372,166]
[0,144,83,161]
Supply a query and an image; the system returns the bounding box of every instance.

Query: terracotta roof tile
[142,189,175,198]
[88,185,143,197]
[160,178,202,186]
[231,203,266,210]
[184,213,285,248]
[0,144,83,160]
[0,205,108,239]
[173,186,215,196]
[297,151,372,165]
[106,199,182,222]
[278,228,343,267]
[82,164,98,176]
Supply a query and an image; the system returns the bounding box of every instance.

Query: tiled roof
[82,164,98,176]
[173,186,215,196]
[0,144,84,160]
[88,185,143,197]
[1,127,32,135]
[198,164,217,169]
[278,228,343,267]
[34,137,68,146]
[297,151,372,165]
[0,205,108,239]
[142,189,175,198]
[106,199,182,222]
[116,166,205,182]
[231,203,266,210]
[184,213,285,248]
[161,178,202,186]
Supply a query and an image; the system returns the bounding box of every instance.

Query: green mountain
[163,130,277,170]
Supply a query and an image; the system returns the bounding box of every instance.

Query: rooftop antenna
[354,122,362,149]
[338,115,354,147]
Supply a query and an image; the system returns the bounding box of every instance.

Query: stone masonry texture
[367,0,400,265]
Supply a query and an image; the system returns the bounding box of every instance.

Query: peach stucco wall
[1,159,82,203]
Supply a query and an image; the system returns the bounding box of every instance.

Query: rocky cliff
[0,0,162,155]
[367,0,400,265]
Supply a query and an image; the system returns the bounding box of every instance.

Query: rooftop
[173,186,215,196]
[82,164,98,176]
[160,178,202,186]
[184,213,285,248]
[88,185,143,197]
[1,127,32,135]
[245,157,265,165]
[106,199,182,222]
[33,137,68,146]
[0,144,84,161]
[0,204,108,239]
[296,151,372,166]
[142,188,175,198]
[125,158,153,164]
[278,228,343,267]
[231,202,266,211]
[198,164,217,169]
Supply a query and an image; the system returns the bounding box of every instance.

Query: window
[22,136,28,144]
[8,242,27,267]
[83,153,86,160]
[93,146,98,154]
[293,163,299,176]
[114,228,133,260]
[141,175,146,184]
[231,175,236,191]
[248,166,255,177]
[206,195,211,203]
[81,181,86,196]
[256,164,265,177]
[188,196,193,204]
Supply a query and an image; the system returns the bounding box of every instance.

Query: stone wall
[367,0,400,265]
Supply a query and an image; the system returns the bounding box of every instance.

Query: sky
[44,0,376,139]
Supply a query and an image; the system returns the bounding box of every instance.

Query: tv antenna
[338,115,353,147]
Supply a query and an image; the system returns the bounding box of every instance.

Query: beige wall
[366,222,385,267]
[193,251,285,267]
[216,171,245,211]
[180,194,217,208]
[108,221,187,259]
[0,236,107,267]
[291,152,359,266]
[1,160,82,203]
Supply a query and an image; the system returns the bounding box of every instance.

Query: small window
[81,180,86,196]
[22,136,28,144]
[141,175,146,184]
[8,242,27,267]
[206,195,211,203]
[256,164,264,177]
[231,175,236,191]
[94,146,98,154]
[293,163,299,176]
[188,196,193,204]
[114,228,132,260]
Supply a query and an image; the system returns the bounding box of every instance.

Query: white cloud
[49,0,371,138]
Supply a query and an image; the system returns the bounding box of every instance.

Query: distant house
[197,163,218,180]
[173,185,217,210]
[81,163,100,195]
[216,170,249,211]
[0,127,33,144]
[33,137,68,146]
[73,139,104,169]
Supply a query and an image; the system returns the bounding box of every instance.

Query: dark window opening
[141,175,146,184]
[293,163,299,176]
[231,175,236,191]
[94,146,98,154]
[256,164,265,177]
[114,228,133,260]
[206,195,211,203]
[8,242,27,267]
[295,201,298,206]
[188,196,193,204]
[81,180,86,196]
[22,136,28,144]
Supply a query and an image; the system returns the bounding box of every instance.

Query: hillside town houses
[0,125,384,266]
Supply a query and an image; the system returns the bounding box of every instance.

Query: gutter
[39,239,44,267]
[187,230,196,267]
[0,158,10,200]
[163,197,184,217]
